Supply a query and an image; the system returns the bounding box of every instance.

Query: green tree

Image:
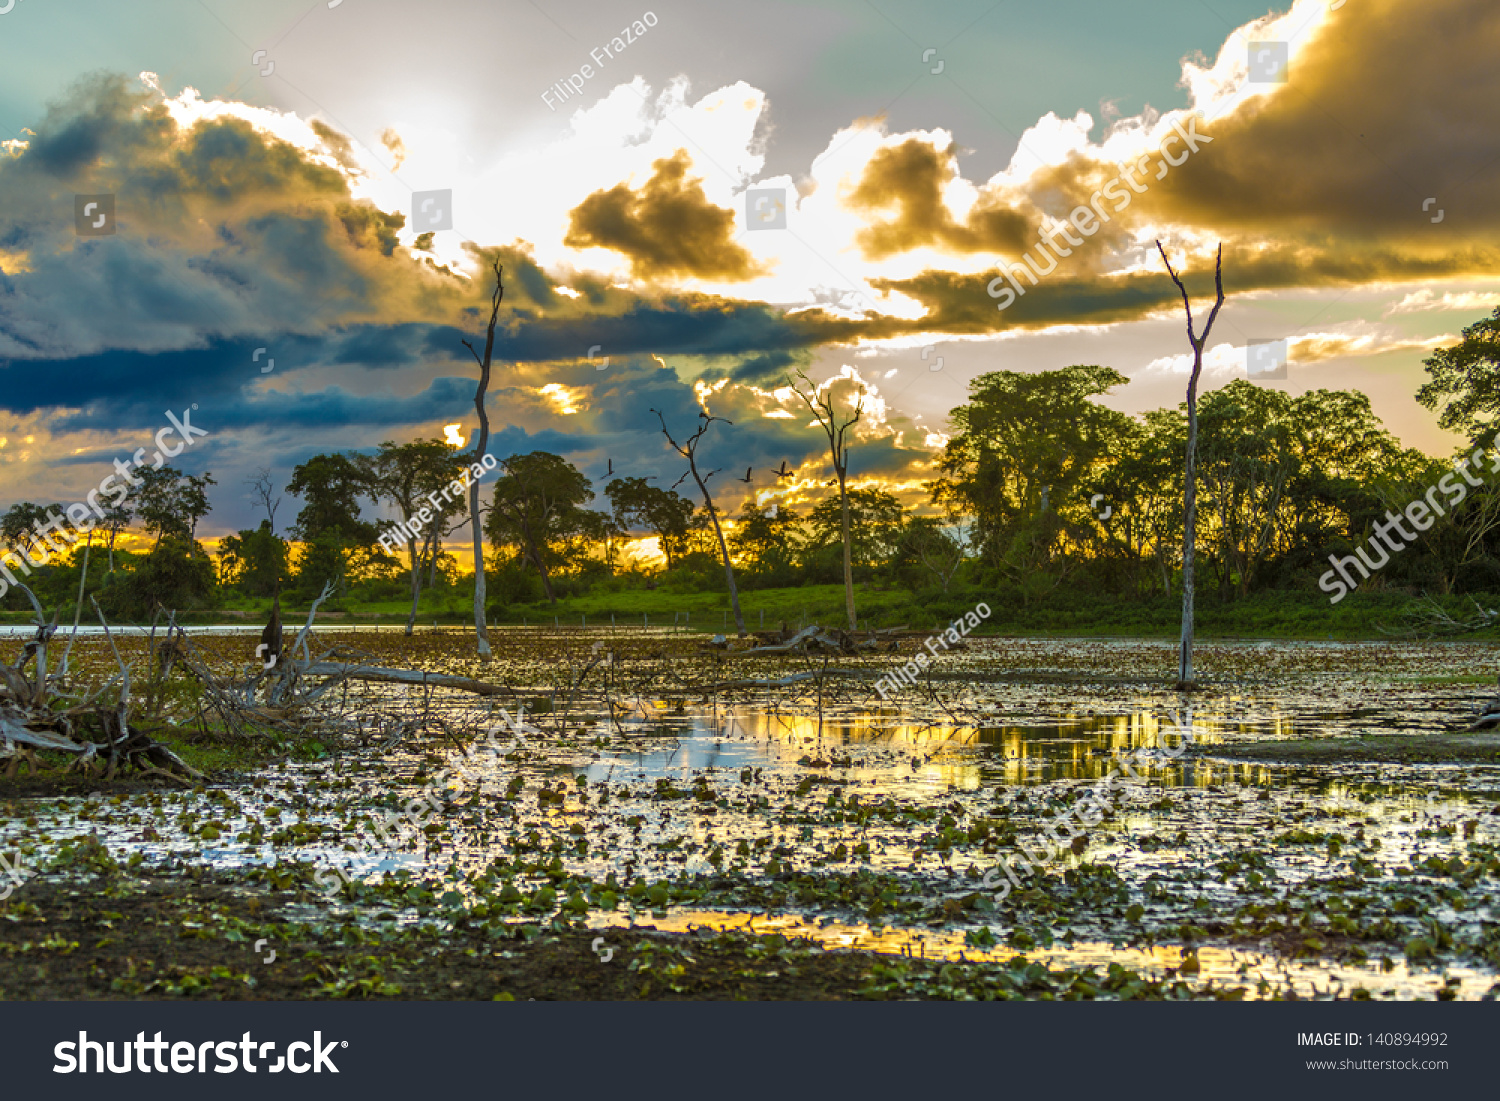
[1192,383,1407,597]
[893,515,967,593]
[218,521,289,596]
[362,437,469,634]
[97,501,133,573]
[729,501,803,587]
[1417,306,1500,446]
[1086,411,1184,598]
[1,501,63,566]
[102,535,216,617]
[287,453,378,594]
[605,477,696,568]
[135,467,216,550]
[485,451,599,605]
[801,489,905,581]
[934,365,1135,593]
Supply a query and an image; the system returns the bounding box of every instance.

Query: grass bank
[16,585,1494,643]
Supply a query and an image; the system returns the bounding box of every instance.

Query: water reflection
[578,705,1290,791]
[588,909,1497,1001]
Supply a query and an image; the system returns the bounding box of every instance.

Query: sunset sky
[2,0,1497,547]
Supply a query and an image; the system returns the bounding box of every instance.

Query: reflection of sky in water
[578,705,1293,791]
[590,909,1498,1001]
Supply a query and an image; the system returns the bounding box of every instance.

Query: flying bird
[737,467,753,483]
[776,461,793,480]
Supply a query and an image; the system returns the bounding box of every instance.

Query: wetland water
[6,632,1499,999]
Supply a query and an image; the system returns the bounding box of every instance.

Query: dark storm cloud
[0,73,466,364]
[724,349,809,383]
[876,241,1500,334]
[853,0,1500,321]
[49,375,480,434]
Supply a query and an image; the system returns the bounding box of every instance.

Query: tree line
[8,305,1500,632]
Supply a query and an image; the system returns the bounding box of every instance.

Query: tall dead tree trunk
[1156,240,1224,690]
[789,370,864,631]
[59,530,93,673]
[653,407,747,636]
[461,261,504,661]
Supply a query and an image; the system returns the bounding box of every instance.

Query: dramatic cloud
[564,150,766,282]
[3,0,1496,531]
[843,137,1032,260]
[0,74,470,363]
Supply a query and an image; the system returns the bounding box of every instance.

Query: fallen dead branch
[684,669,876,692]
[296,663,516,697]
[1377,595,1500,638]
[0,590,202,783]
[740,624,899,656]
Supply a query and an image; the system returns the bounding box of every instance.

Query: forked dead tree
[652,405,747,636]
[1156,240,1224,690]
[247,468,281,532]
[460,260,504,662]
[788,370,865,631]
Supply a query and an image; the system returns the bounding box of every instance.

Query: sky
[1,0,1497,554]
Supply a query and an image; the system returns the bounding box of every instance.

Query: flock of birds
[608,458,799,493]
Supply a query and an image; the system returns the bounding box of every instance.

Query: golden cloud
[564,149,767,282]
[844,138,1033,260]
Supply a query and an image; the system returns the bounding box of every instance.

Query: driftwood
[740,624,896,656]
[155,583,515,741]
[0,717,90,754]
[686,669,876,692]
[296,663,515,697]
[0,592,203,782]
[1378,595,1500,639]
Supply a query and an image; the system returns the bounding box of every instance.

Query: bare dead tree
[247,468,281,533]
[460,260,504,662]
[1156,240,1224,690]
[60,527,95,674]
[652,406,747,636]
[788,369,865,630]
